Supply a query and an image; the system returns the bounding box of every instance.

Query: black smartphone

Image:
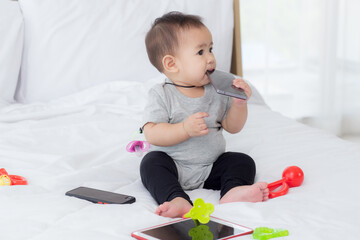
[65,186,136,204]
[207,69,248,100]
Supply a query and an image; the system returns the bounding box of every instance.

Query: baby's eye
[209,47,213,53]
[197,50,204,55]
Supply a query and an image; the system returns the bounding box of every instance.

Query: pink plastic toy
[126,140,150,157]
[267,166,304,199]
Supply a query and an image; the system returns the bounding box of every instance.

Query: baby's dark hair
[145,11,205,72]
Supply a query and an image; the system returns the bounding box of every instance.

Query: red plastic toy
[267,166,304,199]
[0,168,28,186]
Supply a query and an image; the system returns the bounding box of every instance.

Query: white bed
[1,0,360,239]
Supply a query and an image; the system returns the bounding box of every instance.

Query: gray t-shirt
[143,79,232,190]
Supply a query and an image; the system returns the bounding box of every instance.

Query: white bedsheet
[1,80,359,240]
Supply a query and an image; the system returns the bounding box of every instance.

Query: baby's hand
[232,78,252,105]
[183,112,209,137]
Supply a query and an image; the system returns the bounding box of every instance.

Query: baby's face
[174,26,216,87]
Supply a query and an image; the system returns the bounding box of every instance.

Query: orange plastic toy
[0,168,28,186]
[267,166,304,199]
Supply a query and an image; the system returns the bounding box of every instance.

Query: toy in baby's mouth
[0,168,28,186]
[267,166,304,199]
[126,128,150,157]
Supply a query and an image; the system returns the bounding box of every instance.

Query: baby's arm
[144,112,209,146]
[222,78,251,134]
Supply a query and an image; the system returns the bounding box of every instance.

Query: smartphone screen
[66,186,136,204]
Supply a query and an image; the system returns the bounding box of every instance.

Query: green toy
[184,198,214,224]
[253,227,289,240]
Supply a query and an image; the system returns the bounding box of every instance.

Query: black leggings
[140,151,256,205]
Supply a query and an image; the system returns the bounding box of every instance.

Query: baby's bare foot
[155,197,192,218]
[220,182,269,204]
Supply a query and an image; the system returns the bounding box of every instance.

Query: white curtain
[240,0,360,136]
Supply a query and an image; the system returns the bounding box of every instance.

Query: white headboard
[15,0,237,103]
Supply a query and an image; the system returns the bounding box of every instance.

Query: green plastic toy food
[253,227,289,240]
[184,198,214,224]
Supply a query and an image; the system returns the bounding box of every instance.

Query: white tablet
[207,70,248,100]
[131,216,253,240]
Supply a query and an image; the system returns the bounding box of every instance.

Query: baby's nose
[208,54,215,64]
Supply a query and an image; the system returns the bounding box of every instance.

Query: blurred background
[239,0,360,143]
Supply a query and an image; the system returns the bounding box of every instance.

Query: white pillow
[0,0,24,105]
[16,0,234,103]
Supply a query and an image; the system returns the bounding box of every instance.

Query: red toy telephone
[268,166,304,199]
[0,168,28,186]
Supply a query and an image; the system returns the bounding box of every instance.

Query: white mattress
[1,79,359,240]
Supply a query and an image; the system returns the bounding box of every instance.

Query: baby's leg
[140,151,192,218]
[204,152,269,203]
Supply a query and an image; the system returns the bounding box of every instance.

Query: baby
[140,11,269,218]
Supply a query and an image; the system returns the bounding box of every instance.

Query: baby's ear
[162,55,178,73]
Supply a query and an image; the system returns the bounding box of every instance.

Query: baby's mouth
[206,69,215,74]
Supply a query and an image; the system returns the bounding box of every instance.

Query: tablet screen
[137,218,250,240]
